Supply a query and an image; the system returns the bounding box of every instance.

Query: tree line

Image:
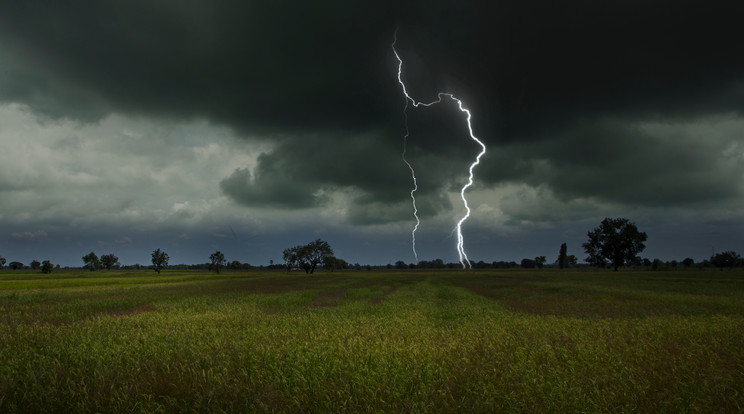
[1,218,741,273]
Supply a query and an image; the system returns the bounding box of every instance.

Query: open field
[1,269,743,412]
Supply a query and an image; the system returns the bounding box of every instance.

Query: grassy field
[1,269,743,412]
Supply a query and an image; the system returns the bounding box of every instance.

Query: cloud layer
[0,1,742,265]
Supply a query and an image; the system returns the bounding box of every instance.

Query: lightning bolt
[393,33,487,269]
[400,97,420,263]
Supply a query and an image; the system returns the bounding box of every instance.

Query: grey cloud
[220,166,320,209]
[478,115,744,208]
[219,128,476,221]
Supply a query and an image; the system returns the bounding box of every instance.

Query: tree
[557,243,569,269]
[41,260,53,274]
[209,251,226,274]
[394,260,407,270]
[0,255,6,269]
[583,218,647,271]
[282,246,300,272]
[282,239,333,274]
[323,255,338,271]
[711,251,741,269]
[100,253,120,270]
[534,256,546,269]
[82,251,101,271]
[681,257,695,268]
[151,248,169,274]
[9,261,24,270]
[30,260,41,270]
[520,258,535,269]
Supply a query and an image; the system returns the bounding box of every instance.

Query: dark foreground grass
[1,269,743,412]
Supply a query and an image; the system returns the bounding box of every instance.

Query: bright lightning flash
[393,35,487,269]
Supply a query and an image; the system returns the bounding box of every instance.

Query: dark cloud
[479,116,744,207]
[1,0,743,225]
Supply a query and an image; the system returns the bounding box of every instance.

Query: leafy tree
[100,253,120,270]
[394,260,407,270]
[534,256,546,269]
[41,260,53,274]
[681,257,695,268]
[711,251,741,269]
[323,255,339,271]
[0,255,6,269]
[82,251,101,271]
[282,246,299,272]
[567,255,578,266]
[282,239,333,274]
[9,261,24,270]
[583,218,648,271]
[520,258,535,269]
[151,248,169,274]
[557,243,569,269]
[30,260,41,270]
[209,251,226,274]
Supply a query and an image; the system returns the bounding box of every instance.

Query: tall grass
[1,269,742,412]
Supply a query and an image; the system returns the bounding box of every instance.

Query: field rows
[1,270,743,412]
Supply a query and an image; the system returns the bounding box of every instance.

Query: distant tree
[30,260,41,270]
[651,258,665,271]
[100,253,120,270]
[82,251,101,272]
[394,260,407,270]
[642,258,652,267]
[711,251,741,269]
[282,239,333,274]
[0,255,6,269]
[282,246,300,272]
[9,261,24,270]
[534,256,546,269]
[681,257,695,268]
[209,251,226,274]
[567,255,578,266]
[228,260,242,270]
[323,255,348,272]
[558,243,569,269]
[520,258,535,269]
[151,248,169,274]
[583,218,647,271]
[41,260,53,274]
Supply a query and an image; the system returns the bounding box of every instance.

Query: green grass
[1,269,743,412]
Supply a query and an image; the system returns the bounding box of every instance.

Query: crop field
[1,269,743,413]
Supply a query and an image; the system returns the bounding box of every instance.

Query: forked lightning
[393,34,487,269]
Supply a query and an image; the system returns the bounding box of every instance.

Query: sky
[1,1,743,267]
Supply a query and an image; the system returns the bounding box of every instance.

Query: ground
[1,268,743,412]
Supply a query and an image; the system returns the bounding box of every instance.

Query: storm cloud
[0,1,742,265]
